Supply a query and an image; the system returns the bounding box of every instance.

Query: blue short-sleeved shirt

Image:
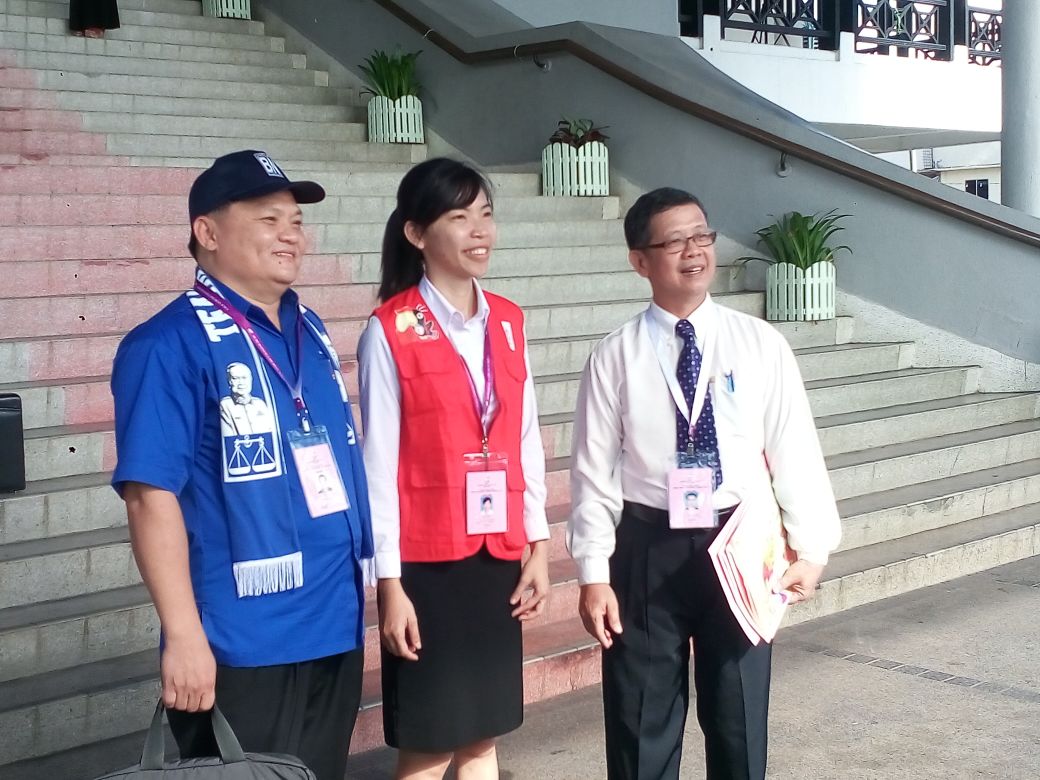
[111,278,366,667]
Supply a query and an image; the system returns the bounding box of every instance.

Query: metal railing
[679,1,1003,65]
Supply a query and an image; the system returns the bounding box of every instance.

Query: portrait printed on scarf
[220,362,281,480]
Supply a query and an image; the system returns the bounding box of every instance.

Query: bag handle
[140,699,247,770]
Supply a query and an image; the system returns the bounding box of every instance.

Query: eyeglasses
[643,231,718,253]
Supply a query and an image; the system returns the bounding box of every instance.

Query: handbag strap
[140,699,248,770]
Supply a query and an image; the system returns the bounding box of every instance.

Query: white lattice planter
[541,141,609,197]
[367,95,424,144]
[766,262,836,321]
[202,0,250,19]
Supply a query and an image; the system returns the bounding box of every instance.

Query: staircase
[1,0,1038,776]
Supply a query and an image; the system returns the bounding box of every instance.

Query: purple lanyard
[460,326,494,454]
[193,282,311,431]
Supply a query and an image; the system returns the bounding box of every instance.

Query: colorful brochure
[707,500,796,645]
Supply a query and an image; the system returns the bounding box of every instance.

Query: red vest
[374,286,529,562]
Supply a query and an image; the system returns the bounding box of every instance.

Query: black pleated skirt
[69,0,120,31]
[381,546,524,753]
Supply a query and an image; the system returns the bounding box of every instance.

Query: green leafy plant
[740,209,851,270]
[359,49,421,100]
[547,117,609,148]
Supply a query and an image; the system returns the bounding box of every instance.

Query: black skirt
[381,546,524,753]
[69,0,120,31]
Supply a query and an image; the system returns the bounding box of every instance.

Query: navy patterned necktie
[675,319,723,489]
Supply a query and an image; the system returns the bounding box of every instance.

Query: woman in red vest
[357,158,551,779]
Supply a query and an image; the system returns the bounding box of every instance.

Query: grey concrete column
[1001,0,1040,216]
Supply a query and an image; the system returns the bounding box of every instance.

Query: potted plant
[741,210,850,322]
[201,0,250,19]
[360,49,424,144]
[541,118,609,197]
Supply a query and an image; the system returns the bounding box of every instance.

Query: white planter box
[541,141,609,197]
[202,0,250,19]
[367,95,424,144]
[766,262,836,321]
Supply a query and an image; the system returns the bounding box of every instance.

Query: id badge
[463,452,508,535]
[287,425,350,519]
[667,451,719,529]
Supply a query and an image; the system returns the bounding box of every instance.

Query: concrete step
[838,458,1040,551]
[23,423,115,483]
[0,127,108,156]
[827,419,1040,501]
[103,133,424,163]
[0,191,617,229]
[0,217,626,265]
[0,28,302,68]
[13,49,330,87]
[534,363,974,419]
[2,0,266,35]
[0,14,282,50]
[0,473,121,544]
[794,341,914,382]
[0,583,155,683]
[0,648,158,767]
[0,525,136,610]
[805,366,979,417]
[0,726,172,780]
[9,69,352,105]
[81,113,366,142]
[817,392,1040,457]
[786,504,1040,627]
[0,90,362,124]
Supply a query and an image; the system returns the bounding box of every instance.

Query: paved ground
[349,555,1040,779]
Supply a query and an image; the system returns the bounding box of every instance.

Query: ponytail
[378,209,424,302]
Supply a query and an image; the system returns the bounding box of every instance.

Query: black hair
[188,233,198,260]
[623,187,708,250]
[378,158,494,302]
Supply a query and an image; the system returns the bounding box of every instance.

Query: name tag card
[463,452,508,535]
[287,426,350,519]
[667,451,718,529]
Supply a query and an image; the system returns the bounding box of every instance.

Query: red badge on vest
[393,304,439,344]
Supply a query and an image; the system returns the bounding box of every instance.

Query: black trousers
[602,503,772,780]
[167,649,364,780]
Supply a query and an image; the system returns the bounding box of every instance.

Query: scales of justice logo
[219,361,281,480]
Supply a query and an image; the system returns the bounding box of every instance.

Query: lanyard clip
[482,436,489,458]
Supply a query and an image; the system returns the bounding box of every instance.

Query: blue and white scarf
[186,268,373,598]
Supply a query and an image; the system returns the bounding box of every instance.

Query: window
[965,179,990,199]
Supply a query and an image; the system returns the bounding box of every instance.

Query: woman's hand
[377,578,422,661]
[511,540,550,621]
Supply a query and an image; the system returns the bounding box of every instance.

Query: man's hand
[377,578,421,661]
[578,583,623,649]
[511,541,550,621]
[161,628,216,712]
[779,559,825,604]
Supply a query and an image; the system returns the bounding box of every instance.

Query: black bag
[94,701,316,779]
[0,393,26,493]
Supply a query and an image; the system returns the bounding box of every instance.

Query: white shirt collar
[419,274,490,330]
[647,293,716,345]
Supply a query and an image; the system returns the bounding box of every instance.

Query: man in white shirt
[568,188,841,780]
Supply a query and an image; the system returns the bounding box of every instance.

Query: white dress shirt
[567,294,841,585]
[358,275,550,579]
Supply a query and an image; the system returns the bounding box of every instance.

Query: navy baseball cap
[188,149,325,224]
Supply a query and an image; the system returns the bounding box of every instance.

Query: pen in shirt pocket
[721,370,735,393]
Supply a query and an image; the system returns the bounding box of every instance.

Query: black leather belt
[622,500,738,527]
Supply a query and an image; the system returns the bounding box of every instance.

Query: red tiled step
[0,164,199,195]
[0,284,376,339]
[0,129,108,155]
[7,255,356,298]
[0,152,130,166]
[349,618,599,754]
[0,318,367,383]
[0,108,82,131]
[0,87,59,111]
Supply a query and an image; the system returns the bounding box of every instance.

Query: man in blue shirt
[112,150,373,780]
